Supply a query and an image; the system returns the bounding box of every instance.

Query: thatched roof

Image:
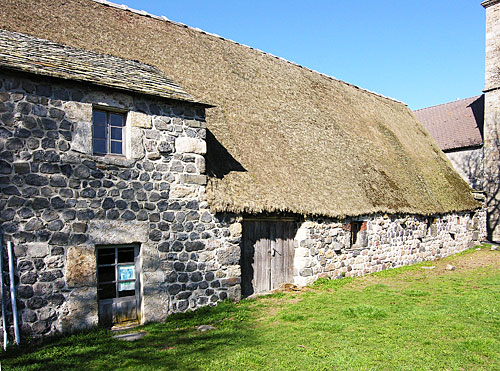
[0,29,199,104]
[0,0,481,218]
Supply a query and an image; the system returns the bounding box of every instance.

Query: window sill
[63,151,136,168]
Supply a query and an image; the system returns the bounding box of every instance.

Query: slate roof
[414,95,484,151]
[0,0,481,217]
[0,29,200,104]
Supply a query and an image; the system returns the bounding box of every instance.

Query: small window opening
[92,109,125,155]
[96,245,138,300]
[350,221,363,247]
[426,217,434,231]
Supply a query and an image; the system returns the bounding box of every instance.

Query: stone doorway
[240,219,296,297]
[96,245,141,327]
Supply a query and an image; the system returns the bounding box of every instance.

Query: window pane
[118,289,135,298]
[93,110,106,124]
[93,138,106,154]
[118,248,135,263]
[98,265,115,283]
[110,113,124,127]
[118,264,135,283]
[98,283,116,300]
[111,127,122,140]
[93,124,106,139]
[97,248,115,265]
[110,140,123,154]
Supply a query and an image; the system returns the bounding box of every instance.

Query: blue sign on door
[118,265,135,291]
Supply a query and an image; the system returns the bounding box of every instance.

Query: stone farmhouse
[414,0,500,243]
[0,0,487,338]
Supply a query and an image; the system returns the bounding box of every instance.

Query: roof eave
[0,63,213,107]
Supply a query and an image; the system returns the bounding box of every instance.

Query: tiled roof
[414,95,484,151]
[0,29,200,104]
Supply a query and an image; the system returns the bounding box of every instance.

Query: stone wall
[484,0,500,92]
[484,0,500,241]
[0,72,241,338]
[444,148,483,190]
[293,210,486,286]
[0,70,488,341]
[483,89,500,241]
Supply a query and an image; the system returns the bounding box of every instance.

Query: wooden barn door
[241,220,295,297]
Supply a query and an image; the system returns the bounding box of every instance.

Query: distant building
[414,0,500,242]
[414,95,484,190]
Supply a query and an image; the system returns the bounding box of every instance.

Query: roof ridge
[414,95,483,112]
[92,0,404,105]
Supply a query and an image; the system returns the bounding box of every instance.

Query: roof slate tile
[414,95,484,151]
[0,29,200,104]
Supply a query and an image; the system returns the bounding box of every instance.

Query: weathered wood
[270,221,281,290]
[255,221,271,293]
[284,222,295,283]
[97,245,140,327]
[115,299,137,324]
[98,301,113,327]
[241,220,296,296]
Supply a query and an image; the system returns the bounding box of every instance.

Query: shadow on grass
[1,300,261,370]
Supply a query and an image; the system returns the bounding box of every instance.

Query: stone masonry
[483,0,500,241]
[445,148,484,191]
[293,211,486,286]
[0,72,241,338]
[0,69,487,341]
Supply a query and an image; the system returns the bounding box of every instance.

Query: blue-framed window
[92,109,125,155]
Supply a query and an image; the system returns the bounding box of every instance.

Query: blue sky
[116,0,485,110]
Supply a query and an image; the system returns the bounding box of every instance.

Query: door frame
[240,218,297,297]
[96,244,142,327]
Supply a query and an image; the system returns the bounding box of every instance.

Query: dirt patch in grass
[344,247,500,291]
[446,248,500,269]
[254,293,302,320]
[410,248,500,275]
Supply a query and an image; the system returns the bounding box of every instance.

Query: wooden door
[97,245,141,328]
[241,220,295,297]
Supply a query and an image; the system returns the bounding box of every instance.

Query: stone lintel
[88,220,148,244]
[129,111,152,129]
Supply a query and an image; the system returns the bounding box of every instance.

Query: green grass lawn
[2,247,500,370]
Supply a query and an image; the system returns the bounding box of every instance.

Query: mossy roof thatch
[0,0,481,218]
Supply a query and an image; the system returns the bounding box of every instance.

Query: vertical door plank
[269,221,277,290]
[284,222,291,284]
[258,221,271,293]
[98,302,113,327]
[259,221,272,293]
[265,221,271,292]
[285,222,295,283]
[253,221,263,293]
[270,221,282,290]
